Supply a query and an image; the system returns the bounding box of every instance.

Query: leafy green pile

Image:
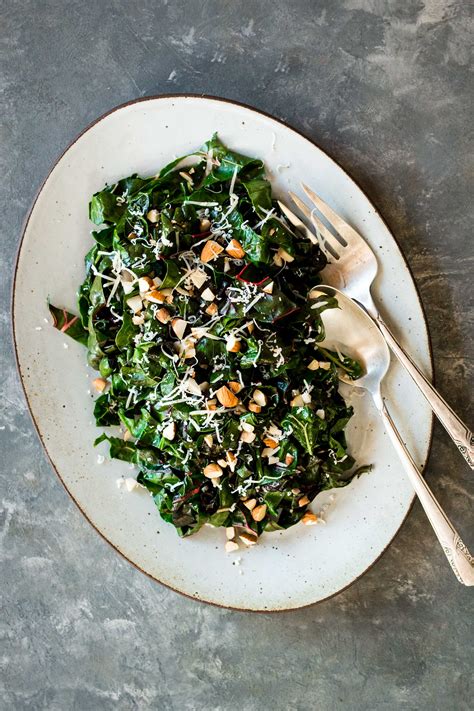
[50,134,366,544]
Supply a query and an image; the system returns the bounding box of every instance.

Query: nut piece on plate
[239,532,257,546]
[162,421,176,441]
[201,240,224,263]
[146,209,159,223]
[147,290,167,304]
[252,389,267,407]
[203,462,223,478]
[205,302,218,316]
[251,504,267,522]
[138,276,154,293]
[126,294,142,313]
[156,308,171,324]
[243,498,257,511]
[225,335,241,352]
[216,385,239,408]
[226,239,245,258]
[92,377,108,393]
[171,318,187,339]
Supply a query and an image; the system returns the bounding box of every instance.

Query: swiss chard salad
[50,134,367,550]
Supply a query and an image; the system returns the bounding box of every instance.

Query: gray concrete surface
[1,1,473,709]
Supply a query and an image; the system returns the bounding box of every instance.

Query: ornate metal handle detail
[375,316,474,470]
[374,395,474,586]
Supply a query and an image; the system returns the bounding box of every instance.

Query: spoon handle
[373,394,474,585]
[374,314,474,470]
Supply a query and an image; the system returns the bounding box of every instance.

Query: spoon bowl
[314,286,390,398]
[313,285,474,586]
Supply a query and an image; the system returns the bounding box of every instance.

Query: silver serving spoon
[314,285,474,585]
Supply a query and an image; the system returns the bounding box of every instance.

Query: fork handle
[374,314,474,469]
[372,393,474,585]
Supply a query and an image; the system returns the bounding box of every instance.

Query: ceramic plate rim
[11,93,434,612]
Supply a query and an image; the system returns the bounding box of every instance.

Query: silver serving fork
[279,186,473,469]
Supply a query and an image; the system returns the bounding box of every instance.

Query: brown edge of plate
[11,93,435,613]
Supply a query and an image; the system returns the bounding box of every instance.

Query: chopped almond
[162,421,176,441]
[226,451,237,470]
[248,402,262,414]
[183,347,196,360]
[225,540,239,553]
[201,287,215,301]
[217,458,228,468]
[247,322,255,334]
[184,378,202,396]
[290,394,305,407]
[203,434,214,448]
[262,281,274,294]
[200,217,211,231]
[201,240,224,263]
[240,430,256,443]
[301,512,318,526]
[147,290,167,304]
[203,462,223,478]
[126,294,142,313]
[252,504,267,522]
[226,239,245,259]
[263,437,278,449]
[156,308,171,324]
[171,318,187,339]
[92,377,108,393]
[123,429,132,442]
[205,302,218,316]
[239,532,257,546]
[252,389,267,407]
[228,381,242,394]
[132,314,145,326]
[138,276,154,293]
[241,422,254,433]
[206,399,217,411]
[216,385,239,408]
[226,527,235,540]
[285,454,295,466]
[225,335,241,352]
[298,495,310,507]
[189,269,208,289]
[243,498,257,511]
[146,209,159,223]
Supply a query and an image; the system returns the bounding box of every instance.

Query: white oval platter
[13,95,433,610]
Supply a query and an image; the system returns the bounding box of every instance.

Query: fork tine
[288,192,340,260]
[277,200,318,245]
[301,183,361,245]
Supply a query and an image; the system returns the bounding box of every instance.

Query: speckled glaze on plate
[13,95,433,611]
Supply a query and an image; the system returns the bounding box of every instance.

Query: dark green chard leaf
[48,304,88,346]
[48,134,369,545]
